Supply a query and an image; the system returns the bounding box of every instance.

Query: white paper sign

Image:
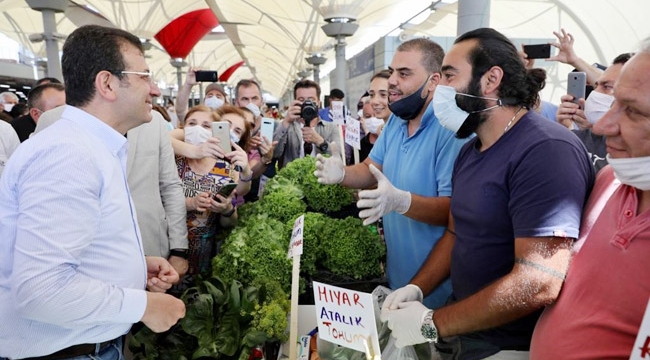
[630,297,650,359]
[312,281,381,356]
[331,101,345,125]
[344,116,361,150]
[288,215,305,258]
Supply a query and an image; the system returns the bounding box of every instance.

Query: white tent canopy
[0,0,647,103]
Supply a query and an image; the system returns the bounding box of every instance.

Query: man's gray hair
[0,92,18,103]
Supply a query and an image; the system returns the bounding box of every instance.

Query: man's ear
[94,70,118,102]
[429,72,441,89]
[29,108,41,122]
[483,66,504,96]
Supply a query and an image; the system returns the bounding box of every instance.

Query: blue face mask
[388,76,431,121]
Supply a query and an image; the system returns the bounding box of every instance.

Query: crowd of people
[0,22,648,360]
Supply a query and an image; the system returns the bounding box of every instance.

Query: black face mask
[388,76,431,120]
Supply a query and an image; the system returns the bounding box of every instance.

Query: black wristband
[169,249,189,259]
[222,206,236,217]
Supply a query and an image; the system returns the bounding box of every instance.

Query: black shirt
[10,114,36,142]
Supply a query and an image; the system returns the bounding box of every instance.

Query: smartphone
[195,70,218,82]
[259,117,275,143]
[567,72,587,106]
[211,121,232,152]
[523,44,551,59]
[214,182,237,199]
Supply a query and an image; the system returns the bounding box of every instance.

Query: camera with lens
[300,100,318,122]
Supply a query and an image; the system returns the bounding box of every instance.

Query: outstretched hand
[356,165,411,226]
[314,142,345,184]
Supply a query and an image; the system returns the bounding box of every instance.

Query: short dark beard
[455,76,489,139]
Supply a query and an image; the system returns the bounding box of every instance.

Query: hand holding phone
[567,72,587,107]
[523,44,551,59]
[259,118,275,144]
[213,183,237,200]
[211,121,232,153]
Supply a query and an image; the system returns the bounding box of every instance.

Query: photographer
[273,79,341,169]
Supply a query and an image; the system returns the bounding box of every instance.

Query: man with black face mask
[380,28,595,359]
[314,38,469,311]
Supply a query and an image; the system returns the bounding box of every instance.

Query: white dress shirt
[0,106,147,358]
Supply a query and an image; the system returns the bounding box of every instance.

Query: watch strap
[169,249,189,259]
[317,141,328,152]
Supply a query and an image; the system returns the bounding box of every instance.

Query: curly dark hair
[62,25,142,107]
[455,28,545,110]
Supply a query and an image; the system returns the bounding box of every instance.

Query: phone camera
[300,100,318,121]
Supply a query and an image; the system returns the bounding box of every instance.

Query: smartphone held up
[195,70,219,82]
[523,44,551,59]
[567,72,587,106]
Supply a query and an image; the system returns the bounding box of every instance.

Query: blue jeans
[1,337,124,360]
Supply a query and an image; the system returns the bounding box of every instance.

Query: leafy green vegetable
[130,277,282,360]
[320,217,386,279]
[213,216,292,295]
[273,156,354,212]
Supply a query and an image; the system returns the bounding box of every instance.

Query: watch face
[421,323,438,342]
[318,143,328,152]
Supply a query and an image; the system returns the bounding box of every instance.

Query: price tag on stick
[288,215,305,360]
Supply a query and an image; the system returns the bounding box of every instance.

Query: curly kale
[259,191,306,224]
[284,212,328,277]
[275,156,354,212]
[212,216,293,295]
[320,217,386,279]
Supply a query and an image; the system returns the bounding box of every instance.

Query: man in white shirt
[0,120,19,177]
[0,25,185,359]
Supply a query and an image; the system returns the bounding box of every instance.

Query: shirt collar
[61,105,129,157]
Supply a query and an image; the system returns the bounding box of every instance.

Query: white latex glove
[380,284,423,322]
[357,165,411,226]
[313,142,345,184]
[385,301,430,348]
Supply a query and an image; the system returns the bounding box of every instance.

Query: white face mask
[432,85,470,133]
[584,91,614,125]
[607,154,650,190]
[204,96,224,110]
[230,129,240,144]
[245,103,261,118]
[184,125,212,145]
[364,117,385,134]
[432,85,502,133]
[3,103,14,112]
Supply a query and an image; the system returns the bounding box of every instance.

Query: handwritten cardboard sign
[287,215,304,258]
[630,297,650,359]
[312,281,380,355]
[331,101,345,125]
[344,116,361,150]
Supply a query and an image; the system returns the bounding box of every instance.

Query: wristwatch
[317,141,329,152]
[420,310,439,343]
[169,248,189,259]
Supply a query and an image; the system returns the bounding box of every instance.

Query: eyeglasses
[120,70,154,84]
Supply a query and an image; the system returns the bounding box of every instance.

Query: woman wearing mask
[171,105,252,276]
[359,69,392,162]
